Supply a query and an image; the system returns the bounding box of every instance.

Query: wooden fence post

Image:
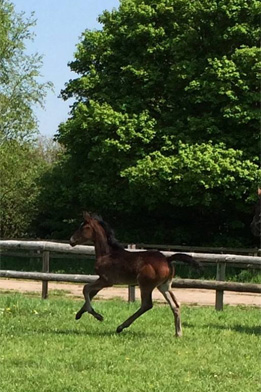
[128,244,136,302]
[215,262,226,311]
[42,251,50,299]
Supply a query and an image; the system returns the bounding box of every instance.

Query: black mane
[92,214,124,250]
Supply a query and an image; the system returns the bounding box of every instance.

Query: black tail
[167,253,202,270]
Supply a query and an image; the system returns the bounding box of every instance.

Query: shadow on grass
[12,323,156,338]
[183,321,261,336]
[232,325,261,335]
[51,328,152,338]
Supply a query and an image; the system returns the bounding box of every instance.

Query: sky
[13,0,120,138]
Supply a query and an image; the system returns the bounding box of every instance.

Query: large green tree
[0,0,51,142]
[0,1,53,238]
[41,0,260,245]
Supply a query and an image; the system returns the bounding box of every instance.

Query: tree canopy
[0,0,52,142]
[0,1,53,238]
[39,0,260,245]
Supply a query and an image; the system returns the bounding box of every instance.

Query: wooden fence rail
[134,243,261,256]
[0,240,260,310]
[0,270,260,293]
[1,240,260,264]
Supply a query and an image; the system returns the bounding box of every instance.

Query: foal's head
[70,212,99,246]
[70,212,123,250]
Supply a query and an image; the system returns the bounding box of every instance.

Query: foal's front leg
[75,278,108,321]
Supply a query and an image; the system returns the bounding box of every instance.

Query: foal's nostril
[70,237,77,247]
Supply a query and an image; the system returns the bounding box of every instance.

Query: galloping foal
[70,212,201,336]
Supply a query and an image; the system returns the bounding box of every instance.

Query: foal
[70,212,200,336]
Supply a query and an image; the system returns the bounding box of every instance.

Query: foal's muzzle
[70,236,77,247]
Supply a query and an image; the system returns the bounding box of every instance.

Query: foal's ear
[83,211,91,222]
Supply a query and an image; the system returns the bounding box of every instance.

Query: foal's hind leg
[158,281,182,337]
[116,288,153,333]
[76,278,109,321]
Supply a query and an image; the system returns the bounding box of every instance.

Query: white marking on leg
[158,281,182,337]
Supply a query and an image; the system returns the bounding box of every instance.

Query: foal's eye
[80,221,86,229]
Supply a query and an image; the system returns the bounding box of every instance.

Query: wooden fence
[0,240,260,310]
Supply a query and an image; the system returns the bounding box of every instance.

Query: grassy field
[0,293,260,392]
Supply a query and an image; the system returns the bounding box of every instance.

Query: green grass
[0,293,260,392]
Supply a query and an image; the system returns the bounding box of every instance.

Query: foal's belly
[95,263,138,285]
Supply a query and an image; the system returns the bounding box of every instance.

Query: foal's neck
[93,227,110,259]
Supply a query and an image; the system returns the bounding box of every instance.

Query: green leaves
[0,0,52,142]
[39,0,260,244]
[0,140,49,238]
[122,142,259,207]
[59,100,156,162]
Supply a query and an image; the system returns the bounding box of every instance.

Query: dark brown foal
[70,212,200,337]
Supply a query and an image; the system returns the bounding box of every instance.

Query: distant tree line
[1,0,260,247]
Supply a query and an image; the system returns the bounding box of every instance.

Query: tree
[0,0,52,142]
[0,1,54,239]
[41,0,260,245]
[0,136,63,238]
[0,140,48,238]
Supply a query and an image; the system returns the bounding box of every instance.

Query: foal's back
[95,248,172,286]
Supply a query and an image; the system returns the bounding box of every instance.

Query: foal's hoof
[116,325,124,333]
[94,313,104,322]
[75,312,82,320]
